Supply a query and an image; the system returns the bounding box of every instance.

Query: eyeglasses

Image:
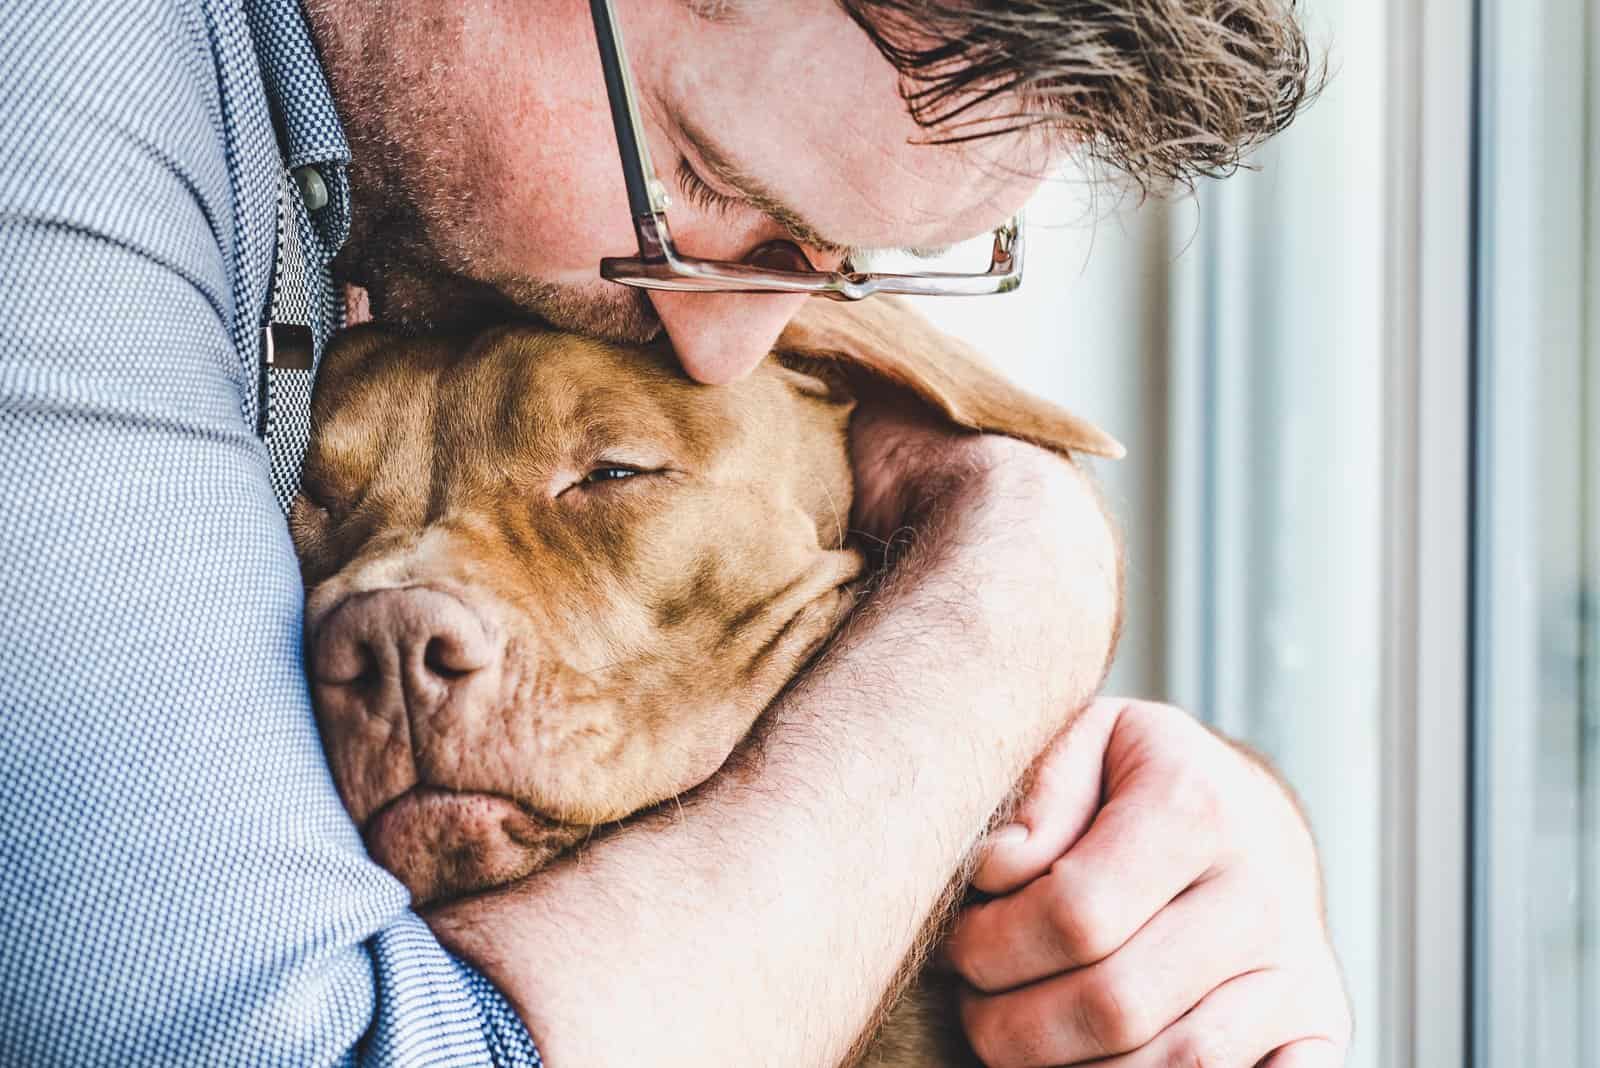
[588,0,1025,301]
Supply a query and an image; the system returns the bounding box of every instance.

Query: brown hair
[834,0,1325,192]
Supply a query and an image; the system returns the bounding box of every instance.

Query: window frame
[1469,0,1598,1061]
[1380,0,1478,1061]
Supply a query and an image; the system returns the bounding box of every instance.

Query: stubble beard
[333,159,663,343]
[311,0,661,343]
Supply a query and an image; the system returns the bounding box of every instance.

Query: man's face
[310,0,1048,384]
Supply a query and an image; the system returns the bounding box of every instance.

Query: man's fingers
[956,876,1272,1065]
[948,760,1219,991]
[1088,965,1348,1068]
[973,698,1124,895]
[1261,1038,1348,1067]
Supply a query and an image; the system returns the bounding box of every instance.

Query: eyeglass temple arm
[591,0,668,224]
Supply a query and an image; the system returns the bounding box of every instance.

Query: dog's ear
[774,296,1125,460]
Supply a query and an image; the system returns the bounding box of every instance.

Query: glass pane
[918,1,1394,1062]
[1472,0,1599,1061]
[1163,0,1391,1062]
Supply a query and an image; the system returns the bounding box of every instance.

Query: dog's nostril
[312,629,382,687]
[352,642,382,689]
[312,587,496,697]
[423,636,475,680]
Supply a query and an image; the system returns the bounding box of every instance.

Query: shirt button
[293,165,329,213]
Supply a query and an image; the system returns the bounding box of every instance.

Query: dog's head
[292,297,1118,904]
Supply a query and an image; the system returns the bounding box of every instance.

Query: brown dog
[291,296,1120,1067]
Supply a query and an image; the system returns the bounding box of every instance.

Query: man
[0,0,1349,1065]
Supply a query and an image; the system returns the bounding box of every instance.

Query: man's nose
[648,289,814,386]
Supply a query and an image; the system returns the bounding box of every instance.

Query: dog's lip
[363,785,589,904]
[362,784,562,840]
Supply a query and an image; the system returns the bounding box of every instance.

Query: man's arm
[429,429,1122,1067]
[0,3,536,1062]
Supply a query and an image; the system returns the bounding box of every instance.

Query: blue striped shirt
[0,1,543,1063]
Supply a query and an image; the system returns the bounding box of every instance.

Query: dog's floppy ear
[775,296,1125,460]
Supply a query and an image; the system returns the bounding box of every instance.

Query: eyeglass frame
[588,0,1025,301]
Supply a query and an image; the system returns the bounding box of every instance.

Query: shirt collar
[245,0,352,253]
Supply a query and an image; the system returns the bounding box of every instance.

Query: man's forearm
[429,444,1120,1068]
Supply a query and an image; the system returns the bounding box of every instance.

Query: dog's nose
[310,587,499,708]
[308,587,504,826]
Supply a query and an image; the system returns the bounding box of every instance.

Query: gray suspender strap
[260,165,318,516]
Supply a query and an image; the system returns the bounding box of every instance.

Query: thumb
[972,697,1125,895]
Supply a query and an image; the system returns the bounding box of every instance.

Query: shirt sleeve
[0,4,541,1065]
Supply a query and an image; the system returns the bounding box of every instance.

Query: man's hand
[944,698,1353,1067]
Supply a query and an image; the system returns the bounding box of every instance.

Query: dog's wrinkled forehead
[310,327,752,474]
[292,323,858,587]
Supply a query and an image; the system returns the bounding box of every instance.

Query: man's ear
[774,296,1125,460]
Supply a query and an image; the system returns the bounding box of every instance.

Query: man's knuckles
[1069,957,1169,1057]
[959,958,1166,1067]
[1041,860,1129,967]
[1113,703,1305,876]
[960,982,1086,1068]
[1139,761,1227,854]
[961,990,1053,1068]
[1163,1024,1243,1068]
[1111,699,1201,751]
[946,860,1125,994]
[944,921,1013,996]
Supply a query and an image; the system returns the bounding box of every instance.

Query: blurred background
[909,0,1597,1064]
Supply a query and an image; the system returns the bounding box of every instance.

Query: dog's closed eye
[584,465,644,485]
[554,463,672,499]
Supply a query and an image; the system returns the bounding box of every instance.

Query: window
[1472,0,1598,1061]
[915,0,1596,1061]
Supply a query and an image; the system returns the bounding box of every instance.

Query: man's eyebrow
[673,114,860,259]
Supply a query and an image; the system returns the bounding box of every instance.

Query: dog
[291,296,1121,1067]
